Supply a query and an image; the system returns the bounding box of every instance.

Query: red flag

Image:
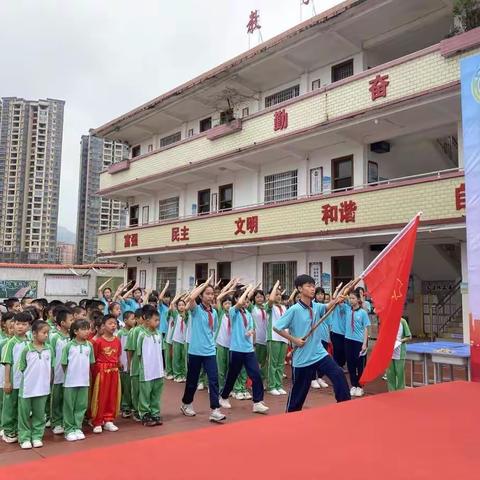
[359,214,420,385]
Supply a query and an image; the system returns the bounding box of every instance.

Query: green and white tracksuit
[18,343,54,443]
[61,340,95,435]
[1,335,28,438]
[164,312,175,378]
[50,331,70,428]
[118,327,133,413]
[251,305,268,381]
[171,311,188,380]
[0,333,9,425]
[387,318,412,392]
[136,329,164,419]
[125,325,145,414]
[266,304,288,391]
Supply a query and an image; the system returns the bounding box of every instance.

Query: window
[309,167,323,195]
[142,205,149,225]
[242,107,249,118]
[220,110,234,124]
[188,128,194,137]
[148,144,153,152]
[199,117,212,133]
[262,261,297,293]
[311,79,321,90]
[368,161,379,185]
[158,196,179,221]
[195,263,209,284]
[217,262,231,287]
[160,131,181,148]
[131,145,141,158]
[129,205,139,227]
[197,189,211,214]
[127,267,137,283]
[156,267,177,295]
[264,170,298,203]
[331,59,354,83]
[265,85,300,108]
[219,184,233,211]
[332,155,353,190]
[331,256,354,292]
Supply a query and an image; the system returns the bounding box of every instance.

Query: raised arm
[287,288,297,305]
[158,280,170,301]
[122,282,138,300]
[98,277,113,298]
[267,280,281,307]
[234,284,254,310]
[169,291,184,311]
[186,274,214,310]
[112,282,125,302]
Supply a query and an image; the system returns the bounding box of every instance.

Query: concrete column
[461,240,470,343]
[457,120,464,169]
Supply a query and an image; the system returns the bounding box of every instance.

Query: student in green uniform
[1,312,29,443]
[50,307,74,435]
[170,297,189,382]
[136,307,164,426]
[386,317,412,391]
[118,311,136,418]
[62,319,95,442]
[0,312,15,438]
[17,320,54,449]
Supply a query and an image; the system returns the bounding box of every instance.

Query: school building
[94,0,476,342]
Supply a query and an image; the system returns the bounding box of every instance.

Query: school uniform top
[344,305,371,343]
[125,325,145,377]
[19,342,54,398]
[101,297,110,315]
[362,300,372,314]
[215,307,231,349]
[121,298,142,314]
[330,302,348,336]
[1,335,28,389]
[171,311,188,344]
[229,307,254,353]
[266,304,289,343]
[0,336,9,389]
[392,318,411,360]
[158,303,169,335]
[274,301,329,368]
[136,328,164,382]
[251,305,268,346]
[117,327,132,373]
[61,339,95,388]
[165,311,176,345]
[50,330,70,385]
[188,303,218,357]
[46,319,57,342]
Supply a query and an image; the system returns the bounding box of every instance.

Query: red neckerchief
[180,315,185,333]
[260,307,266,322]
[201,303,214,331]
[239,309,248,328]
[275,305,284,315]
[298,299,314,329]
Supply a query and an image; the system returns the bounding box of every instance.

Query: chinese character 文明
[246,215,258,233]
[274,109,288,131]
[234,217,246,235]
[339,200,357,223]
[246,10,261,34]
[456,183,466,210]
[369,74,389,101]
[321,204,338,225]
[172,226,190,242]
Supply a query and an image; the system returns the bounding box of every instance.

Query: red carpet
[1,381,478,480]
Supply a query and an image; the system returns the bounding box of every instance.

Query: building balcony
[98,33,480,197]
[97,169,465,258]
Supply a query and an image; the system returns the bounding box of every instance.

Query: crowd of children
[0,274,410,450]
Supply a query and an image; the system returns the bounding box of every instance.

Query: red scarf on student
[201,303,214,331]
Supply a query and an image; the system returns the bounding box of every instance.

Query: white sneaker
[104,422,119,432]
[65,432,77,442]
[311,380,321,389]
[92,426,102,434]
[197,382,205,391]
[209,408,226,423]
[20,440,32,449]
[75,430,86,440]
[243,391,252,400]
[181,404,196,417]
[32,439,43,448]
[3,433,18,443]
[0,429,3,437]
[219,397,232,409]
[355,387,364,397]
[166,374,174,380]
[52,426,64,435]
[382,374,388,381]
[45,419,51,428]
[318,378,329,388]
[277,388,287,395]
[252,402,269,414]
[268,389,281,396]
[350,387,357,396]
[174,377,182,383]
[236,392,246,400]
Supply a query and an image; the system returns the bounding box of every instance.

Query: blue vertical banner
[460,53,480,381]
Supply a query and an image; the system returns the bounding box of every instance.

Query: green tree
[453,0,480,33]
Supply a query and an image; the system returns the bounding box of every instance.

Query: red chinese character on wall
[247,216,258,233]
[234,217,246,235]
[274,109,288,131]
[321,204,338,225]
[246,10,261,34]
[124,234,131,248]
[339,200,357,223]
[456,183,466,210]
[369,74,389,101]
[172,226,190,242]
[130,233,138,246]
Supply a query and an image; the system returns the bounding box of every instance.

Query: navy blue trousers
[221,351,264,403]
[286,355,351,412]
[345,338,365,388]
[331,332,346,368]
[182,354,220,409]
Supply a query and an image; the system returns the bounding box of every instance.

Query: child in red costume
[90,315,121,433]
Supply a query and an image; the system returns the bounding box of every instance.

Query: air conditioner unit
[370,141,390,154]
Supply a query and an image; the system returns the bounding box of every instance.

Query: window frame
[331,155,354,191]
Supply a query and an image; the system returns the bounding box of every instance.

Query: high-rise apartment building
[0,97,65,263]
[76,134,127,264]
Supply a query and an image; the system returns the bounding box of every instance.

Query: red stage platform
[1,381,478,480]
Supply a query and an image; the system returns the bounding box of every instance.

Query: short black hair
[70,319,90,339]
[32,319,49,334]
[294,274,316,289]
[23,307,40,323]
[1,311,15,323]
[55,307,73,326]
[134,308,144,319]
[315,287,325,295]
[90,310,103,324]
[5,298,19,309]
[124,310,135,321]
[102,314,117,325]
[73,306,86,315]
[141,304,157,317]
[65,301,77,309]
[20,296,32,305]
[13,312,31,323]
[79,299,89,309]
[88,300,105,312]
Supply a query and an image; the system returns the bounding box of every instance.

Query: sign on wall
[0,280,38,299]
